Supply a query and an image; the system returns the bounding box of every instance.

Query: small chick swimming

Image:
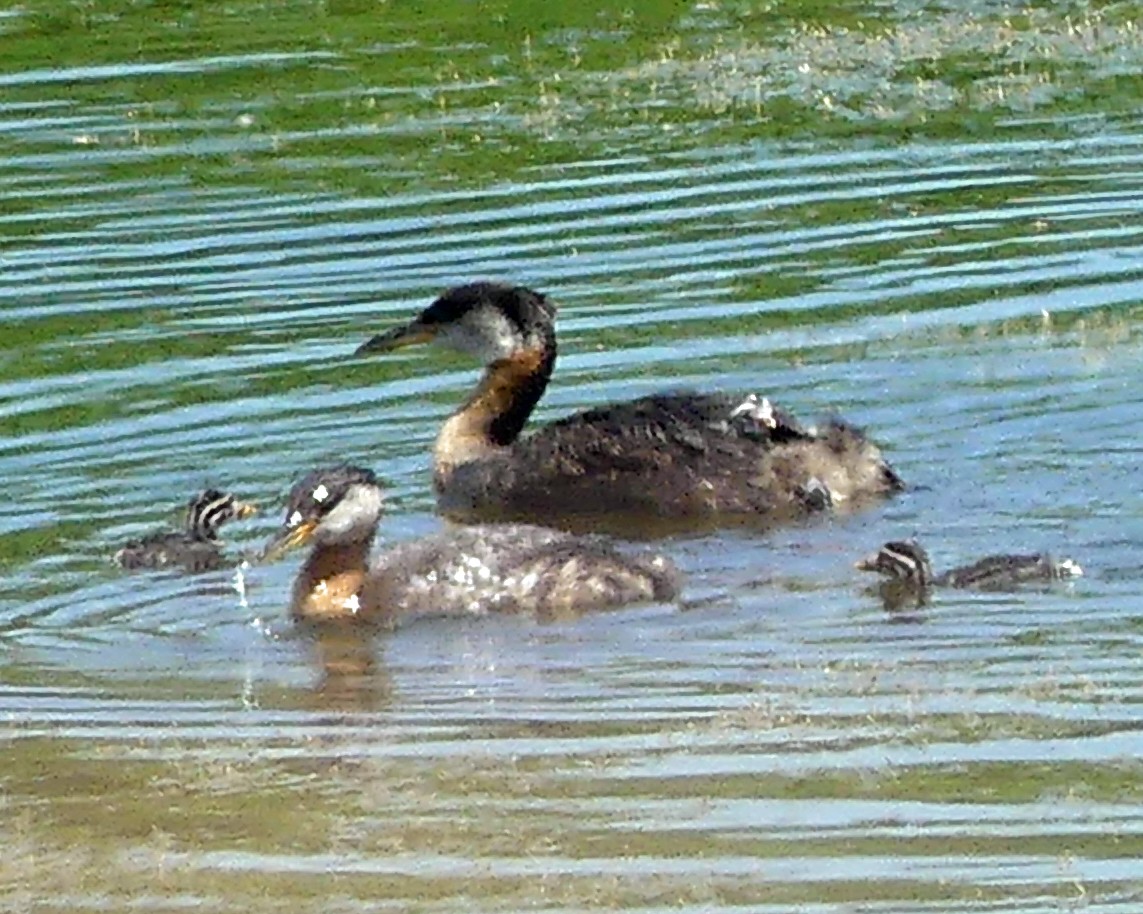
[355,281,903,533]
[114,489,258,572]
[262,465,681,624]
[857,539,1082,610]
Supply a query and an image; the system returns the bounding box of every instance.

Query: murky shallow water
[2,0,1143,909]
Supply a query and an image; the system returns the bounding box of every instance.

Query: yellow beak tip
[260,522,317,563]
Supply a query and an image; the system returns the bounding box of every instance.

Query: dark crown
[421,282,555,337]
[284,465,378,524]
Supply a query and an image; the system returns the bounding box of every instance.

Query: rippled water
[3,0,1143,909]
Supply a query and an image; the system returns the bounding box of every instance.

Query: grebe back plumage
[262,465,681,624]
[356,282,903,532]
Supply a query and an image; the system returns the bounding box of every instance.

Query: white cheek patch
[312,484,329,502]
[314,483,384,543]
[288,510,304,528]
[442,311,519,360]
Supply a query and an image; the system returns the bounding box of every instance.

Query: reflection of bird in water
[857,540,1083,611]
[261,465,681,625]
[355,282,903,532]
[113,489,258,572]
[307,628,393,712]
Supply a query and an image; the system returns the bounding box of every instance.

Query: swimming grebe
[355,282,903,531]
[857,540,1082,609]
[113,489,258,572]
[261,465,681,624]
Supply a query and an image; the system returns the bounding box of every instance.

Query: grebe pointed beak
[233,500,259,520]
[355,319,438,356]
[854,553,878,572]
[261,519,319,563]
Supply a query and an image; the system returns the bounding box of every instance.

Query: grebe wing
[522,390,809,465]
[939,553,1079,589]
[441,390,899,527]
[114,532,225,571]
[361,524,676,619]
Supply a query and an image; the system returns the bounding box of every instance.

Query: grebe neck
[433,341,556,487]
[290,535,375,622]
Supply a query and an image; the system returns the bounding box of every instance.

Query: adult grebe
[261,465,681,624]
[857,539,1082,609]
[355,282,903,531]
[114,488,258,572]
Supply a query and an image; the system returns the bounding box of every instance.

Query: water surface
[2,0,1143,909]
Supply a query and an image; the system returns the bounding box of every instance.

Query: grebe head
[856,540,933,588]
[262,466,384,562]
[355,282,556,363]
[186,489,258,541]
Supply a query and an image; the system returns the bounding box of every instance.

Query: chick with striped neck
[857,539,1082,610]
[114,489,258,572]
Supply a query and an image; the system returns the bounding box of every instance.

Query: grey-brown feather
[439,391,901,523]
[361,524,680,624]
[937,553,1076,589]
[113,532,231,572]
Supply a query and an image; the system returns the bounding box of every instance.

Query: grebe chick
[857,540,1082,609]
[356,282,903,532]
[114,489,258,572]
[262,465,681,625]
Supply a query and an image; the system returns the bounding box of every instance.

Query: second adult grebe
[356,282,904,532]
[261,465,681,624]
